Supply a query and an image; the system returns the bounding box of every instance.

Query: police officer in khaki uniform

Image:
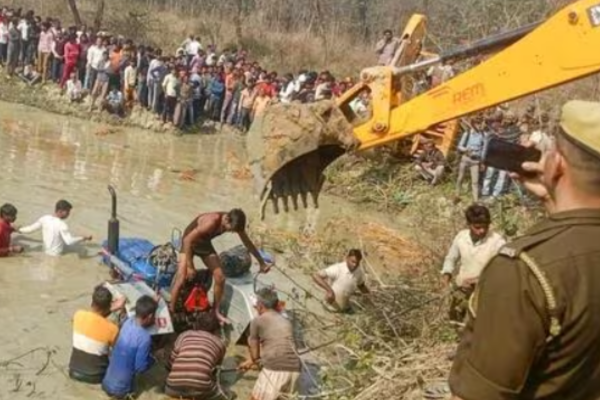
[449,100,600,400]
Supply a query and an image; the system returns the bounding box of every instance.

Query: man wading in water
[170,209,270,324]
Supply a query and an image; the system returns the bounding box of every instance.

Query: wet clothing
[317,262,366,311]
[450,209,600,400]
[0,218,14,257]
[19,215,85,256]
[249,310,300,373]
[181,212,226,257]
[166,330,226,396]
[69,310,119,383]
[102,318,153,397]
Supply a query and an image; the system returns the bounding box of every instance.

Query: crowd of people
[0,6,369,130]
[413,104,552,204]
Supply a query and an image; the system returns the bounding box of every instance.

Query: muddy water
[0,101,400,400]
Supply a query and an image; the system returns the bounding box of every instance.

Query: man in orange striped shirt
[68,285,125,384]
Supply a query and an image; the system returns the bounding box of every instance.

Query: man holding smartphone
[449,100,600,400]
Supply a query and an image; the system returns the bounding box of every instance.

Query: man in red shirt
[61,34,81,89]
[0,203,23,257]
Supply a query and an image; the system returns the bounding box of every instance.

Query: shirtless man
[170,209,269,324]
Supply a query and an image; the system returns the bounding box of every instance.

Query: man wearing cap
[449,100,600,400]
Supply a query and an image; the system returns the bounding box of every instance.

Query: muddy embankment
[0,74,199,133]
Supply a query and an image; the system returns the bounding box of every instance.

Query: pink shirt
[38,30,54,53]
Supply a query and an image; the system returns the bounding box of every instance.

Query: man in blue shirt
[102,295,157,399]
[455,115,486,202]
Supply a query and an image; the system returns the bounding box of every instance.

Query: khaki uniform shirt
[450,209,600,400]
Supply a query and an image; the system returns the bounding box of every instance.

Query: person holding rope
[313,249,369,313]
[239,288,301,400]
[165,311,229,400]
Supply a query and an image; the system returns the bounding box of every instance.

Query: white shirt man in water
[18,199,92,256]
[313,249,369,312]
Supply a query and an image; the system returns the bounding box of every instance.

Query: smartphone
[483,137,541,175]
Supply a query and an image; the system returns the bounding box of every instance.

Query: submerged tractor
[247,0,600,217]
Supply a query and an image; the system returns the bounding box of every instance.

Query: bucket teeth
[247,100,358,218]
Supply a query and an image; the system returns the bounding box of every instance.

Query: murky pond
[0,101,402,400]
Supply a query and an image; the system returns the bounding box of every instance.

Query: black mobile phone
[483,137,542,175]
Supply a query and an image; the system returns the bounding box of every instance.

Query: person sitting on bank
[165,311,228,400]
[414,138,447,186]
[103,85,125,116]
[102,295,157,399]
[313,249,369,312]
[68,285,126,384]
[18,63,41,86]
[239,288,301,400]
[170,209,270,325]
[66,71,84,102]
[441,204,505,323]
[0,203,24,256]
[18,199,92,256]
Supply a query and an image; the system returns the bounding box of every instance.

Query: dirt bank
[0,74,208,134]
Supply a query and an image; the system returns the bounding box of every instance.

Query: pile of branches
[250,218,457,399]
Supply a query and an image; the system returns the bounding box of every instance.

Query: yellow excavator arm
[247,0,600,217]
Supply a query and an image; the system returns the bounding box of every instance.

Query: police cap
[560,100,600,159]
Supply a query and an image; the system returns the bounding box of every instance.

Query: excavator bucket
[247,14,428,218]
[247,100,358,218]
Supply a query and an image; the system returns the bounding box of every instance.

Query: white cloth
[318,262,365,310]
[87,45,105,69]
[279,82,295,104]
[529,129,552,153]
[441,229,506,286]
[18,19,30,40]
[0,22,8,44]
[186,40,202,56]
[67,80,82,99]
[19,215,84,256]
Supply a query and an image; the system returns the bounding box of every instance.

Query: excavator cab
[247,15,433,218]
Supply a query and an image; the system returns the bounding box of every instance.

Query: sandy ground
[0,101,402,400]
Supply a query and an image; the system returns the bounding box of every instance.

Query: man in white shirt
[441,204,505,322]
[18,200,92,256]
[85,36,105,91]
[313,249,369,312]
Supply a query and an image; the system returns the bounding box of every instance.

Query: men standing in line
[441,204,505,323]
[18,199,92,256]
[450,100,600,400]
[240,288,301,400]
[313,249,369,312]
